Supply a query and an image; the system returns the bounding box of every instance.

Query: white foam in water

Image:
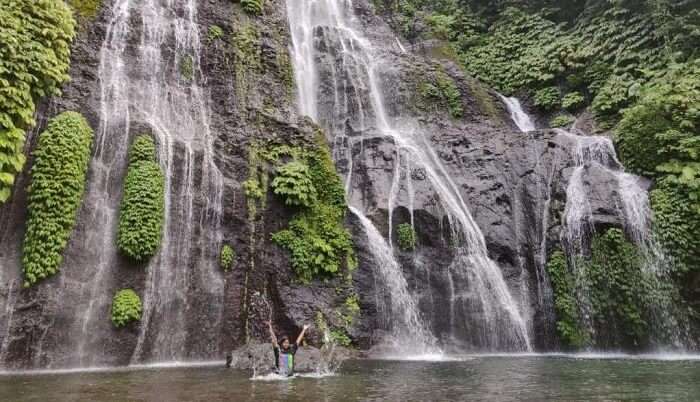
[251,371,337,381]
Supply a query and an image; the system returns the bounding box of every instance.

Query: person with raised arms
[267,320,309,376]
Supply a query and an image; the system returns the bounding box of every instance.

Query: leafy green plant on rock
[418,69,464,119]
[616,61,700,192]
[650,180,700,275]
[272,161,317,207]
[111,289,142,328]
[208,25,224,42]
[220,244,235,271]
[550,114,574,128]
[240,0,263,15]
[584,228,651,347]
[231,23,261,99]
[0,0,76,203]
[66,0,102,20]
[562,92,585,111]
[533,87,560,111]
[546,250,589,348]
[397,223,416,251]
[269,131,356,283]
[117,135,165,261]
[21,112,93,287]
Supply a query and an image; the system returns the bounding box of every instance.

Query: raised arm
[267,320,278,347]
[295,324,310,345]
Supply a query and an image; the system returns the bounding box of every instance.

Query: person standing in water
[267,320,309,376]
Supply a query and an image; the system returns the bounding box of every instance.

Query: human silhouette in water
[267,320,309,376]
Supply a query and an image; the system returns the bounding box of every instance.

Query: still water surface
[1,355,699,401]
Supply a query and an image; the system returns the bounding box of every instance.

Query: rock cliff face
[0,0,638,369]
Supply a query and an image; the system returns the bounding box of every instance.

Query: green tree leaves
[22,112,93,287]
[117,135,165,261]
[0,0,76,203]
[111,289,142,327]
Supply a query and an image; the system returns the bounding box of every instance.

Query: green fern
[240,0,263,15]
[117,135,165,261]
[272,161,317,207]
[220,244,235,271]
[111,289,142,327]
[0,0,76,203]
[21,112,94,287]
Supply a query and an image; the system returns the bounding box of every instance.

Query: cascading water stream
[286,0,531,351]
[76,0,225,365]
[556,127,689,347]
[349,207,437,354]
[499,95,535,132]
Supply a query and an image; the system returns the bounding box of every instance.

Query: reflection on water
[1,356,699,401]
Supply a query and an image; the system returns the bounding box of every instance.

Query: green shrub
[591,73,637,124]
[533,87,560,110]
[397,223,416,251]
[584,228,650,346]
[550,114,575,128]
[271,161,317,207]
[21,112,93,287]
[111,289,142,327]
[562,92,585,111]
[208,25,223,42]
[270,131,355,283]
[240,0,263,15]
[128,135,156,165]
[650,180,700,274]
[243,178,264,199]
[418,69,464,119]
[220,244,235,271]
[66,0,102,20]
[117,135,165,261]
[0,0,76,203]
[616,61,700,184]
[231,23,261,98]
[546,250,588,348]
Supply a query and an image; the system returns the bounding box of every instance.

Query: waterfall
[76,0,224,365]
[286,0,531,351]
[499,95,536,132]
[558,128,689,347]
[349,207,438,355]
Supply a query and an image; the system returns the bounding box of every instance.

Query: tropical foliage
[117,135,165,261]
[0,0,76,203]
[252,130,355,283]
[111,289,142,327]
[240,0,263,15]
[220,244,235,271]
[22,112,93,287]
[546,250,588,348]
[396,223,416,251]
